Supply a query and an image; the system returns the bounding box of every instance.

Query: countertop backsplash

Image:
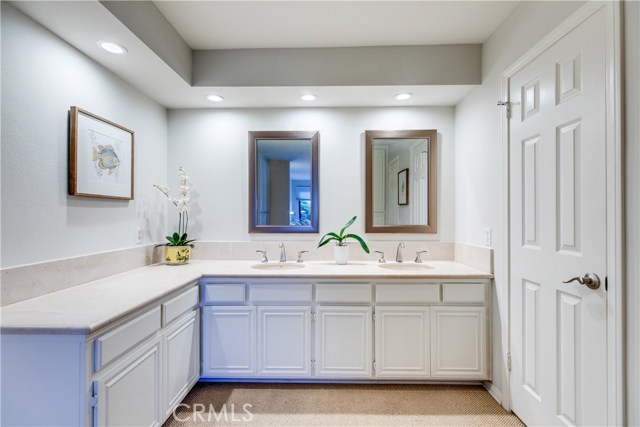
[0,241,492,306]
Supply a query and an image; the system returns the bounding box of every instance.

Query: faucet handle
[297,250,309,263]
[256,250,268,263]
[374,250,386,263]
[415,250,429,263]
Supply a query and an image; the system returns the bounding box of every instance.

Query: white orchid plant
[154,167,196,247]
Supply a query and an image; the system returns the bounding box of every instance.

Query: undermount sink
[251,263,306,270]
[378,263,433,271]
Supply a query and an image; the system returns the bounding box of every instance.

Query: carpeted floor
[163,383,525,427]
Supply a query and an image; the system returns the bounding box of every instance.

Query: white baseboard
[482,380,503,404]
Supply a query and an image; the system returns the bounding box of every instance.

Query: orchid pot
[333,244,350,265]
[165,246,191,265]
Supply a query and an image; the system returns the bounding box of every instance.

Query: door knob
[563,273,601,290]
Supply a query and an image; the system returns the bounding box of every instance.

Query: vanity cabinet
[201,279,490,382]
[430,306,487,379]
[202,306,256,377]
[92,285,200,426]
[0,283,200,427]
[315,306,372,378]
[258,306,311,377]
[94,337,162,427]
[374,306,429,378]
[163,310,200,417]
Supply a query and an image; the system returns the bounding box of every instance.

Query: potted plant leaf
[154,167,196,265]
[318,216,369,264]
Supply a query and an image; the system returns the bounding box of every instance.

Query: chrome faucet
[415,250,429,263]
[396,242,405,263]
[297,250,309,263]
[279,242,287,262]
[256,250,268,263]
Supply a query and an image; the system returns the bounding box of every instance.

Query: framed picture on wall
[69,106,134,200]
[398,168,409,205]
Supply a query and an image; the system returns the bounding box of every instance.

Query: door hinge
[311,359,316,369]
[497,100,512,119]
[507,352,512,372]
[89,380,99,408]
[373,360,376,370]
[372,310,375,321]
[311,311,316,321]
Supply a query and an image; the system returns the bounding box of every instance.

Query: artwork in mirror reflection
[365,129,437,234]
[249,131,319,233]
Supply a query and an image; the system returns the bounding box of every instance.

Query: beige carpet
[163,383,525,427]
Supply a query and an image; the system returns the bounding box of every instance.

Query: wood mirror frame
[365,129,438,233]
[249,131,319,233]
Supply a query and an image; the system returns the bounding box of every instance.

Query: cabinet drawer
[94,306,161,371]
[250,284,312,303]
[316,284,371,303]
[163,286,199,326]
[203,284,246,304]
[442,283,485,304]
[376,284,440,303]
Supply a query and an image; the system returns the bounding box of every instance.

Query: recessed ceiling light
[395,93,413,101]
[300,94,318,101]
[206,95,225,103]
[98,41,127,55]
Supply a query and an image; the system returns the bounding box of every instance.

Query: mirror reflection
[249,131,319,233]
[365,130,437,233]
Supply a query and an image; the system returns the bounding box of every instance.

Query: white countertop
[0,260,492,335]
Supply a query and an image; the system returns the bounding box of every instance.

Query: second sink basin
[251,263,306,270]
[378,263,433,271]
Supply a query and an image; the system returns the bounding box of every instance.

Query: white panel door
[373,148,387,225]
[374,306,429,378]
[315,306,372,378]
[163,310,200,418]
[96,339,161,427]
[387,157,400,225]
[430,306,487,379]
[257,306,311,377]
[410,139,428,224]
[202,306,256,377]
[509,7,608,426]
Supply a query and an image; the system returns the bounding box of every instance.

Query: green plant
[154,167,196,247]
[317,216,370,253]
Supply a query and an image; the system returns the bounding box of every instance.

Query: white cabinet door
[315,306,372,378]
[430,306,488,379]
[202,306,256,377]
[163,310,200,418]
[96,339,161,427]
[374,306,429,378]
[257,306,311,377]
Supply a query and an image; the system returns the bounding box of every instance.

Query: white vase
[334,244,350,265]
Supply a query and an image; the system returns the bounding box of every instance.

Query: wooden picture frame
[69,107,134,200]
[398,168,409,205]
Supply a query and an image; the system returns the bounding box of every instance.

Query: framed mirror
[365,130,437,233]
[249,131,319,233]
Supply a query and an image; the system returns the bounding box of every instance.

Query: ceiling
[12,1,519,109]
[153,1,518,50]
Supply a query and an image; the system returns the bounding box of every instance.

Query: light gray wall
[193,45,481,87]
[454,0,584,403]
[624,1,640,423]
[1,3,168,268]
[167,107,455,243]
